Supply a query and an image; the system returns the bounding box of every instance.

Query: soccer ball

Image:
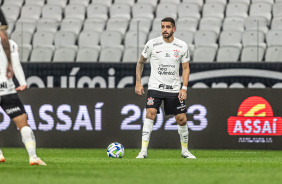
[107,142,124,158]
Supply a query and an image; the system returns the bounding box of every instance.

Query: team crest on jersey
[173,50,180,57]
[147,97,154,106]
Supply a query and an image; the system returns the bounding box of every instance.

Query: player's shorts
[0,93,26,119]
[146,90,187,115]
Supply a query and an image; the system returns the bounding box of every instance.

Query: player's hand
[178,89,187,101]
[15,85,27,91]
[6,63,14,79]
[135,83,145,96]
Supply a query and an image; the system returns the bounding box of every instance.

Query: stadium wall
[0,89,282,150]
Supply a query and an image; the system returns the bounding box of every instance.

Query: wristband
[182,86,187,91]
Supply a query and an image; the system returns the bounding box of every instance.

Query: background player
[135,17,196,159]
[0,38,47,165]
[0,7,13,79]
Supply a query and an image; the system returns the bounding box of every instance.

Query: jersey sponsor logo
[228,96,282,136]
[5,107,21,115]
[158,68,175,75]
[147,97,154,106]
[158,65,176,76]
[153,42,163,47]
[0,82,7,89]
[173,50,180,58]
[165,53,170,57]
[173,43,183,48]
[159,84,173,89]
[158,70,175,76]
[159,64,175,68]
[156,51,162,53]
[158,71,175,76]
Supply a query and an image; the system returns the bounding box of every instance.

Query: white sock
[178,124,189,152]
[20,126,37,158]
[0,149,2,155]
[141,118,154,153]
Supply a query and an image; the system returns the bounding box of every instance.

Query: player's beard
[162,31,173,39]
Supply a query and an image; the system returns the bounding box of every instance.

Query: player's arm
[179,45,191,101]
[135,55,147,96]
[182,62,190,88]
[178,62,190,101]
[10,40,27,91]
[0,9,14,79]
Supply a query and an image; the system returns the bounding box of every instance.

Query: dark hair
[161,17,175,27]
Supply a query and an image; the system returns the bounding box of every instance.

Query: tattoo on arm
[0,30,11,63]
[136,55,147,84]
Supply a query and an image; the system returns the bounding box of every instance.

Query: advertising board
[1,89,282,149]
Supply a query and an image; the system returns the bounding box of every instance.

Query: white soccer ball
[107,142,124,158]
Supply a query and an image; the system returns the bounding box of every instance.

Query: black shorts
[146,90,187,115]
[0,93,26,119]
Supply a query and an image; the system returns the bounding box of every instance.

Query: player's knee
[176,116,187,126]
[146,109,157,120]
[13,113,28,130]
[178,120,187,126]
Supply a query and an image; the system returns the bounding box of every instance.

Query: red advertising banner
[228,96,282,136]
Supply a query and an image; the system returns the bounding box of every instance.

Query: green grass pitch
[0,148,282,184]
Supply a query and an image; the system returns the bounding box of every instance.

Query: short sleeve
[141,40,153,59]
[181,44,190,63]
[0,8,8,30]
[9,40,19,53]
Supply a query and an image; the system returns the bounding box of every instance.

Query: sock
[178,124,189,153]
[0,149,2,155]
[141,118,154,153]
[20,126,37,158]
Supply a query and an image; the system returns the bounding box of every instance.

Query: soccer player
[0,7,13,79]
[0,40,47,165]
[135,17,196,159]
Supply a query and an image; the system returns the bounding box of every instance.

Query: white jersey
[142,36,190,93]
[0,40,26,96]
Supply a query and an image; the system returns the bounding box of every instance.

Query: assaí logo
[228,96,282,136]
